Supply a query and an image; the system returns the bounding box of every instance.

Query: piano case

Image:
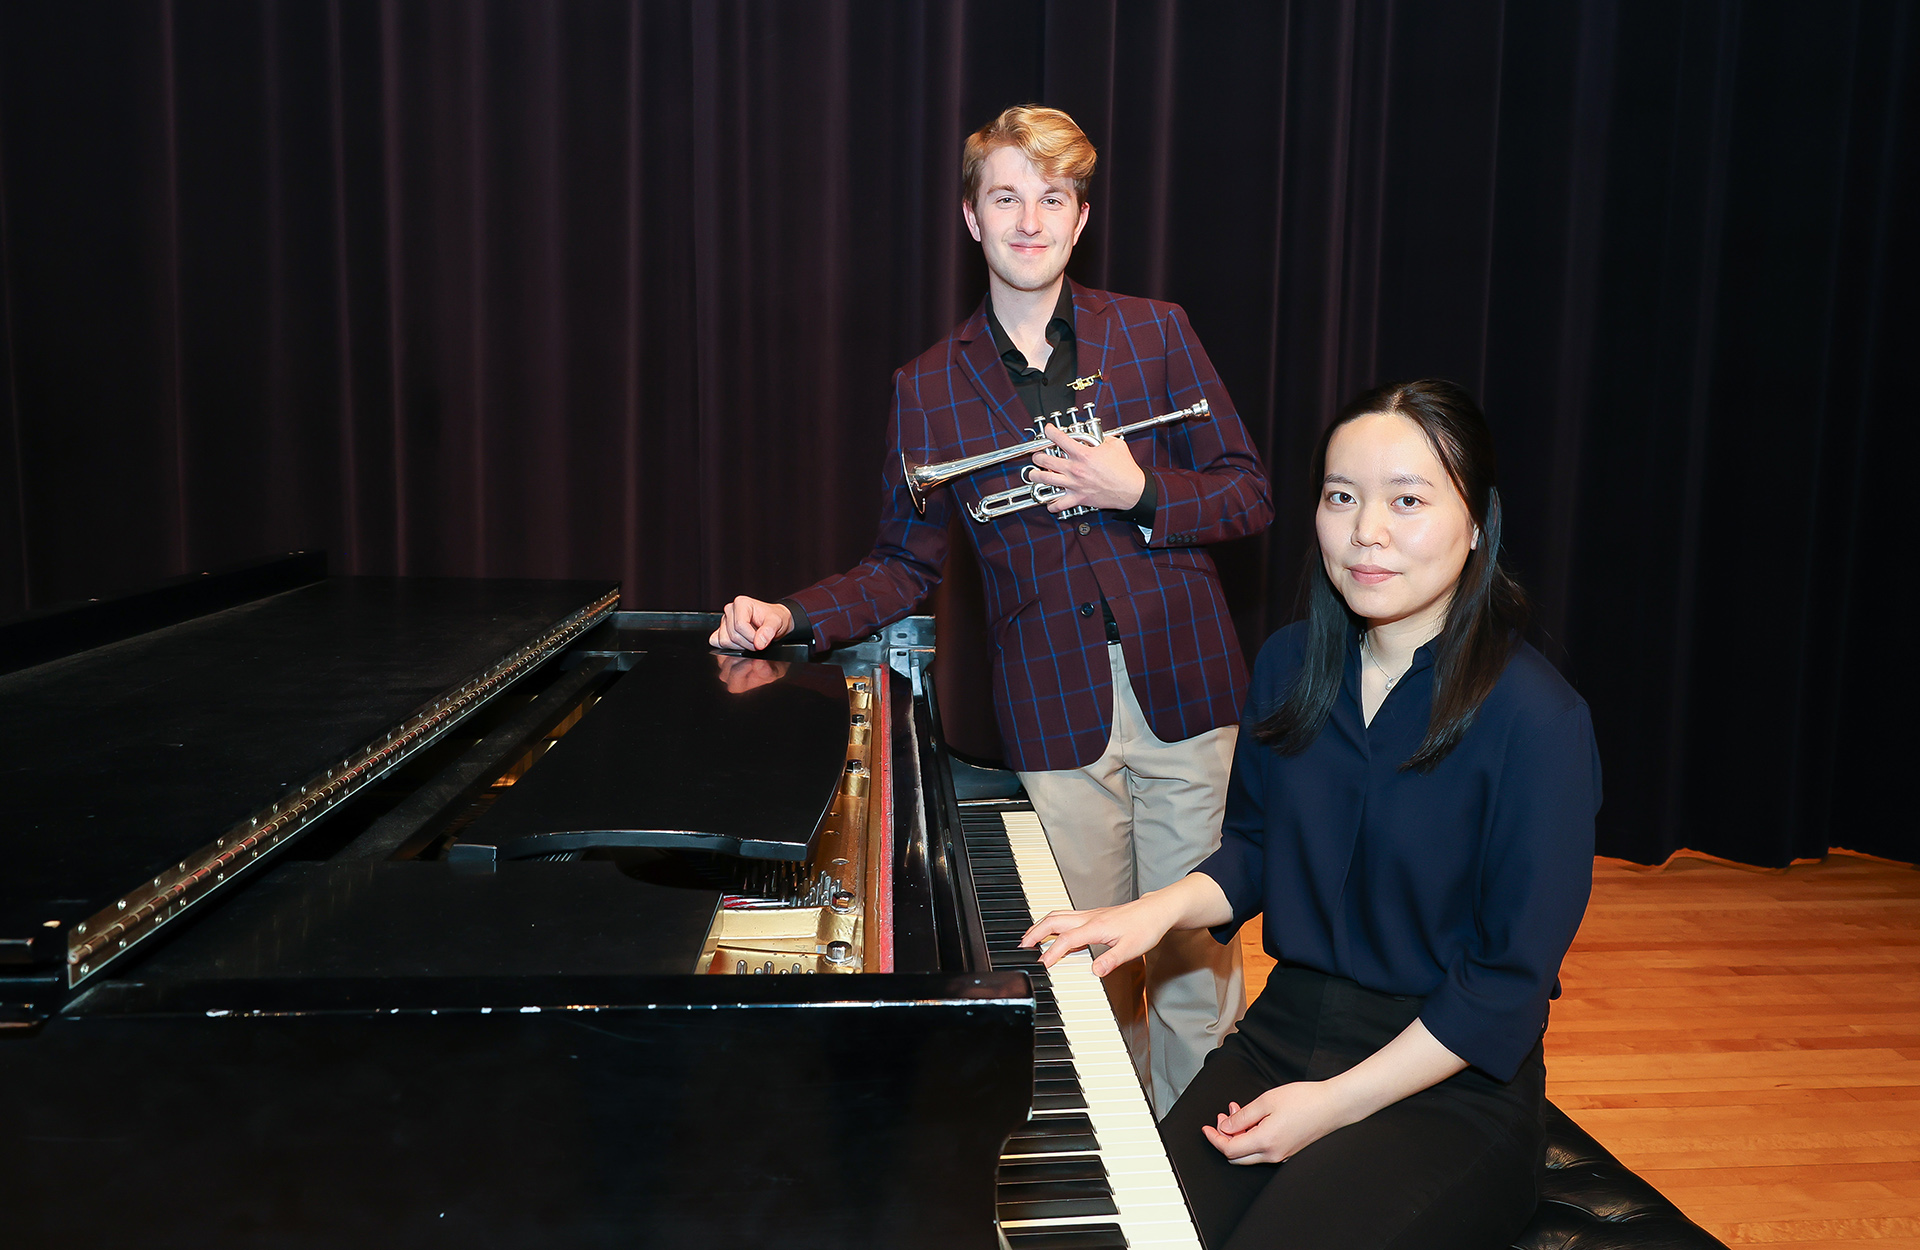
[0,564,1032,1249]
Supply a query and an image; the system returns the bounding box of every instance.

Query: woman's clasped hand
[1200,1087,1356,1166]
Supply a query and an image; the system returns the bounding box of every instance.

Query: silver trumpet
[901,397,1210,522]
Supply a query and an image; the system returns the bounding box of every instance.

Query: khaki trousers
[1017,642,1247,1116]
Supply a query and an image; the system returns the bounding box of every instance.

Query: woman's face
[1316,411,1477,632]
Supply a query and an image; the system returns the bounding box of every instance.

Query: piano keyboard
[963,808,1203,1250]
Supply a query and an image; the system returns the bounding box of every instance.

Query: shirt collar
[985,282,1076,368]
[1350,629,1441,677]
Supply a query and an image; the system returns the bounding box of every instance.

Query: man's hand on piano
[710,596,794,651]
[1199,1082,1356,1166]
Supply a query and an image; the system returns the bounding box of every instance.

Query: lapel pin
[1069,371,1102,392]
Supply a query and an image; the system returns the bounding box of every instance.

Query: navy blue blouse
[1197,622,1600,1082]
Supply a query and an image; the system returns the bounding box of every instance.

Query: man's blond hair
[962,105,1097,205]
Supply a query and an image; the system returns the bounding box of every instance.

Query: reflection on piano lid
[448,650,854,864]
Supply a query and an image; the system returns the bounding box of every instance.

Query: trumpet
[902,397,1210,522]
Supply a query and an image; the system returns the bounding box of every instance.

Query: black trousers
[1158,964,1545,1250]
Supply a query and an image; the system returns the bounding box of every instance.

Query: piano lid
[0,576,618,976]
[453,650,851,863]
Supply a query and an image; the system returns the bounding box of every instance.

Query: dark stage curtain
[0,2,1912,865]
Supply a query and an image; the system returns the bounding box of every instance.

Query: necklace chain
[1361,632,1402,692]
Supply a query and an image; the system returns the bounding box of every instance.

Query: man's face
[962,146,1090,294]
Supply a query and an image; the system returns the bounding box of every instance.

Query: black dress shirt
[1198,622,1601,1082]
[985,285,1157,529]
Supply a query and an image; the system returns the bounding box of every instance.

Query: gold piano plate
[696,672,888,975]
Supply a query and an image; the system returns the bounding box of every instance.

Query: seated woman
[1023,379,1599,1250]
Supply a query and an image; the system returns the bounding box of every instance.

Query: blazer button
[1079,603,1094,617]
[1077,522,1090,536]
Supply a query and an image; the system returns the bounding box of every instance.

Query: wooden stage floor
[1237,852,1920,1248]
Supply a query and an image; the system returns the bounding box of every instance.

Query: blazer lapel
[1070,280,1113,424]
[956,303,1035,441]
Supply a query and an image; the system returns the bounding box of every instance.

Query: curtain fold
[0,0,1911,865]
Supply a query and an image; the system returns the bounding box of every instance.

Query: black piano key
[1005,1113,1100,1155]
[999,1158,1109,1186]
[1033,1086,1087,1112]
[1034,1069,1084,1094]
[1002,1227,1130,1250]
[997,1178,1121,1221]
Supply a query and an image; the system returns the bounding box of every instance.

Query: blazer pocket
[990,591,1044,645]
[1144,547,1214,579]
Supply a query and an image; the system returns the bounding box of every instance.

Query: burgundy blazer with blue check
[789,281,1273,773]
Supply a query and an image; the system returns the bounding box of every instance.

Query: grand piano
[0,554,1194,1249]
[1,555,1727,1250]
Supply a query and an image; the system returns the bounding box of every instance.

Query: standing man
[710,105,1271,1114]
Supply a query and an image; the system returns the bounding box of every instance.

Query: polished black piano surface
[0,557,1033,1249]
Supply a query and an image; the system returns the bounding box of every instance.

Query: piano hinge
[63,587,622,988]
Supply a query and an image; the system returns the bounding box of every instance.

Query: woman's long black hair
[1254,379,1530,772]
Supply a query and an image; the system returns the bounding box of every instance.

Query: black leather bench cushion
[1513,1102,1730,1249]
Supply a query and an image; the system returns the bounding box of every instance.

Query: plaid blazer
[789,281,1272,772]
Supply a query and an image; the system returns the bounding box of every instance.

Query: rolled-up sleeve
[1418,703,1601,1081]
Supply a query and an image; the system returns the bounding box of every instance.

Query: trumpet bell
[902,452,931,514]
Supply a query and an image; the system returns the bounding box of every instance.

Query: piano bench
[1512,1102,1730,1250]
